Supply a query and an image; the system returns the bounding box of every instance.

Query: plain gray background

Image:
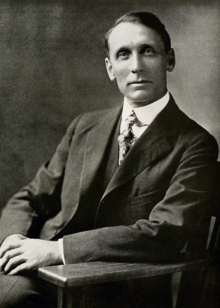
[1,0,220,212]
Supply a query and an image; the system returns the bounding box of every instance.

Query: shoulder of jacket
[167,97,218,153]
[174,108,218,155]
[66,107,120,135]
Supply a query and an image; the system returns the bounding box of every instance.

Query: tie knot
[126,110,138,128]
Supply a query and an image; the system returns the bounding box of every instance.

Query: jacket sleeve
[0,116,81,244]
[63,132,219,263]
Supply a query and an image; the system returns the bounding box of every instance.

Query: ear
[166,48,175,72]
[105,57,115,81]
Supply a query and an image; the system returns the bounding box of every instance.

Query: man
[0,11,218,308]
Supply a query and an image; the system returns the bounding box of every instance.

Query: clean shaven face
[105,22,175,108]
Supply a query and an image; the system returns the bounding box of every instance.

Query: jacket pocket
[129,188,166,223]
[130,188,166,207]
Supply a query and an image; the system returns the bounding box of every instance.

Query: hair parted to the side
[104,12,171,56]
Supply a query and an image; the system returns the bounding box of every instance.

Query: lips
[128,80,152,85]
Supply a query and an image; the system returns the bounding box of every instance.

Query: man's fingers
[0,234,25,258]
[0,242,21,258]
[7,262,28,276]
[1,248,22,270]
[4,254,25,274]
[1,238,62,274]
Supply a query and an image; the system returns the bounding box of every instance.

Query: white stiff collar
[122,92,170,125]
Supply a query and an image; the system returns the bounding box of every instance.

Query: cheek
[147,58,167,71]
[115,76,128,92]
[113,65,129,81]
[115,71,127,82]
[149,64,167,83]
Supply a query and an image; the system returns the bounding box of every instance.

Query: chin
[129,93,155,105]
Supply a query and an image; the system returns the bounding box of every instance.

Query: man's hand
[0,234,62,275]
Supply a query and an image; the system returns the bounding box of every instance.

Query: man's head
[105,12,175,108]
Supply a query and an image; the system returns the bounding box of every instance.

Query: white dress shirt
[58,91,170,264]
[120,91,170,139]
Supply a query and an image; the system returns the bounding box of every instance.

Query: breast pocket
[129,188,166,223]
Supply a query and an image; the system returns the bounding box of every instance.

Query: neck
[125,91,168,109]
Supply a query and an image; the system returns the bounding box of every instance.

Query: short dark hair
[104,12,171,55]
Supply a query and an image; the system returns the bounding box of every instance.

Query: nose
[131,53,143,74]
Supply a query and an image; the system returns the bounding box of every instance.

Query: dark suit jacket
[0,96,218,307]
[0,96,218,259]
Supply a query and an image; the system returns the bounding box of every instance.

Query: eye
[119,52,127,57]
[117,50,130,59]
[142,47,154,55]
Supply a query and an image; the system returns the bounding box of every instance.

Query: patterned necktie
[118,110,138,165]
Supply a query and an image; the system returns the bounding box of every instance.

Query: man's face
[105,22,175,107]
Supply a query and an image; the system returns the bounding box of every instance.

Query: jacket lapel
[101,98,181,200]
[78,106,122,201]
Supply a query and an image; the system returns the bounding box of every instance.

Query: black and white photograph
[0,1,220,307]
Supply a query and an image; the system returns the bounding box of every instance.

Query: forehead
[108,22,164,53]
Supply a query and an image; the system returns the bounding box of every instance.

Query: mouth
[128,80,152,85]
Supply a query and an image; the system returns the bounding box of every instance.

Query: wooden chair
[38,173,220,308]
[38,214,220,308]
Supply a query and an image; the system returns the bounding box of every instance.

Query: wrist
[54,241,63,264]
